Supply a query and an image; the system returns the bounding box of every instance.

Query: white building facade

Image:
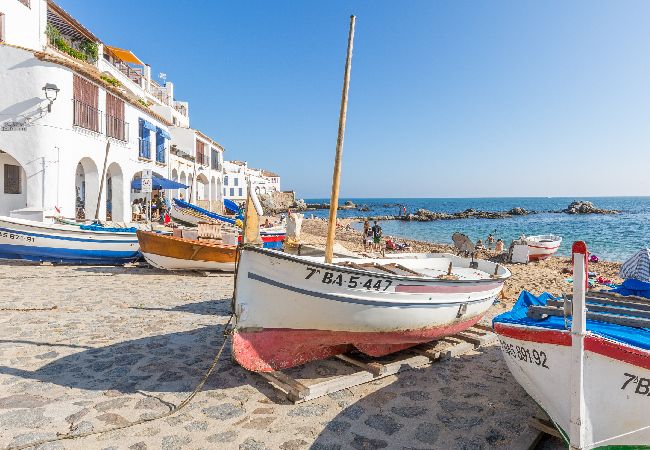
[223,160,281,203]
[0,0,224,221]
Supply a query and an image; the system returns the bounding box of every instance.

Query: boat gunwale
[242,246,511,284]
[0,216,137,238]
[136,230,237,252]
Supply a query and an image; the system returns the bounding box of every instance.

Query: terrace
[46,3,99,64]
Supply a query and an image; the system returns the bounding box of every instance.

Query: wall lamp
[42,83,60,112]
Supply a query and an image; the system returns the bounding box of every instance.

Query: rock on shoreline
[561,201,618,214]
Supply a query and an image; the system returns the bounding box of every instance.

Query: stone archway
[75,158,99,220]
[106,162,124,221]
[0,151,28,216]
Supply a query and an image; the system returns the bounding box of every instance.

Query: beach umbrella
[619,248,650,282]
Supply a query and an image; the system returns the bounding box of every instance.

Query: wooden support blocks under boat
[257,326,496,403]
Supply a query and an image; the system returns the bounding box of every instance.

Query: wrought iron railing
[73,99,101,132]
[106,114,128,141]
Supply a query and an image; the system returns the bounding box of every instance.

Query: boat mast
[95,141,110,220]
[325,15,356,263]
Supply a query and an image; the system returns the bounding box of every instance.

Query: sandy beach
[0,221,625,449]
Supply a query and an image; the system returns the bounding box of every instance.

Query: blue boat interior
[494,291,650,351]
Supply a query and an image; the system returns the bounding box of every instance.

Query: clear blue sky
[59,0,650,198]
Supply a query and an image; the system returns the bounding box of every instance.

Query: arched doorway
[171,168,179,200]
[196,174,209,200]
[75,158,99,220]
[0,151,27,216]
[179,172,187,199]
[106,162,124,221]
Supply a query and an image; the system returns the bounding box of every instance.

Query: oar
[325,15,356,263]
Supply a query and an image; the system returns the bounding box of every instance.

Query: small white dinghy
[232,247,510,371]
[494,242,650,448]
[525,234,562,261]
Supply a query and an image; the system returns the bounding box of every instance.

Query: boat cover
[619,248,650,283]
[173,198,237,225]
[609,278,650,299]
[493,291,650,351]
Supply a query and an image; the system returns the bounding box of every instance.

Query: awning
[105,46,143,65]
[157,128,171,140]
[139,118,156,131]
[131,176,188,191]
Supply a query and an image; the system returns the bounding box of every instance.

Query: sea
[303,197,650,262]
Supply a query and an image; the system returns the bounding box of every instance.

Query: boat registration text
[500,339,549,369]
[305,267,393,291]
[0,231,35,243]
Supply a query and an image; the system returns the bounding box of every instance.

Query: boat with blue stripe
[0,216,141,265]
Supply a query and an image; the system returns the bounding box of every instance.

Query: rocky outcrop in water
[508,207,530,216]
[258,191,307,214]
[562,201,618,214]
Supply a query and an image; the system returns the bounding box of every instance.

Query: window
[234,177,239,187]
[139,119,152,159]
[223,188,226,196]
[196,140,206,166]
[224,176,228,186]
[105,93,126,141]
[238,188,243,197]
[230,188,235,197]
[4,164,21,194]
[73,75,100,132]
[155,130,166,163]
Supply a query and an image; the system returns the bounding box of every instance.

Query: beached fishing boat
[137,230,237,271]
[525,234,562,261]
[494,242,650,448]
[232,247,511,371]
[0,216,140,264]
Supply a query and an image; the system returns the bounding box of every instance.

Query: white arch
[76,158,99,220]
[0,152,27,216]
[196,174,209,201]
[106,162,125,222]
[210,176,217,203]
[179,172,187,199]
[171,168,179,200]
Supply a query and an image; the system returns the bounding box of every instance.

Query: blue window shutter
[156,131,165,163]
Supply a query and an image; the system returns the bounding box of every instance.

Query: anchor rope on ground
[4,314,234,450]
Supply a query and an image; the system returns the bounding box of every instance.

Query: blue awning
[139,118,156,131]
[157,128,171,140]
[131,176,188,190]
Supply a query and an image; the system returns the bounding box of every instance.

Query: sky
[58,0,650,198]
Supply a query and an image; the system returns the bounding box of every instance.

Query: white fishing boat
[232,247,511,371]
[494,242,650,448]
[232,16,512,372]
[0,216,140,264]
[525,234,562,261]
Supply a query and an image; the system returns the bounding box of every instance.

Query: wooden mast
[325,15,356,263]
[95,141,110,220]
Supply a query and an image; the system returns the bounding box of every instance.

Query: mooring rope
[4,314,234,450]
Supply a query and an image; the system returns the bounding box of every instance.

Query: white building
[0,0,224,221]
[223,160,281,203]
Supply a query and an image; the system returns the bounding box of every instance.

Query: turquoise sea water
[303,197,650,262]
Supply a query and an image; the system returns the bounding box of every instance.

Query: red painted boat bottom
[233,315,485,372]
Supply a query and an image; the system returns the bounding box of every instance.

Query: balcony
[170,146,195,162]
[174,102,188,117]
[139,139,151,160]
[106,114,129,142]
[47,25,98,64]
[73,99,102,133]
[148,80,169,105]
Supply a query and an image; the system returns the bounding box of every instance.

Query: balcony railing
[174,103,188,117]
[170,146,195,162]
[148,80,169,105]
[106,114,128,141]
[139,139,151,159]
[73,99,101,132]
[104,55,143,87]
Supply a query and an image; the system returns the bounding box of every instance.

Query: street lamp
[42,83,60,112]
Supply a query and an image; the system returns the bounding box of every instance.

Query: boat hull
[233,247,508,371]
[136,230,237,272]
[526,235,562,261]
[0,216,140,265]
[494,323,650,448]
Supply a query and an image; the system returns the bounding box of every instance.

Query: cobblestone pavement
[0,262,562,449]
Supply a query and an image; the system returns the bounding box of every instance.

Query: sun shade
[106,46,143,65]
[131,176,188,190]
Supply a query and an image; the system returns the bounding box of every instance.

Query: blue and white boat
[0,216,141,265]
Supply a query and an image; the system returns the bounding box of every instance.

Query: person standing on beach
[363,219,370,250]
[487,233,495,249]
[371,220,383,251]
